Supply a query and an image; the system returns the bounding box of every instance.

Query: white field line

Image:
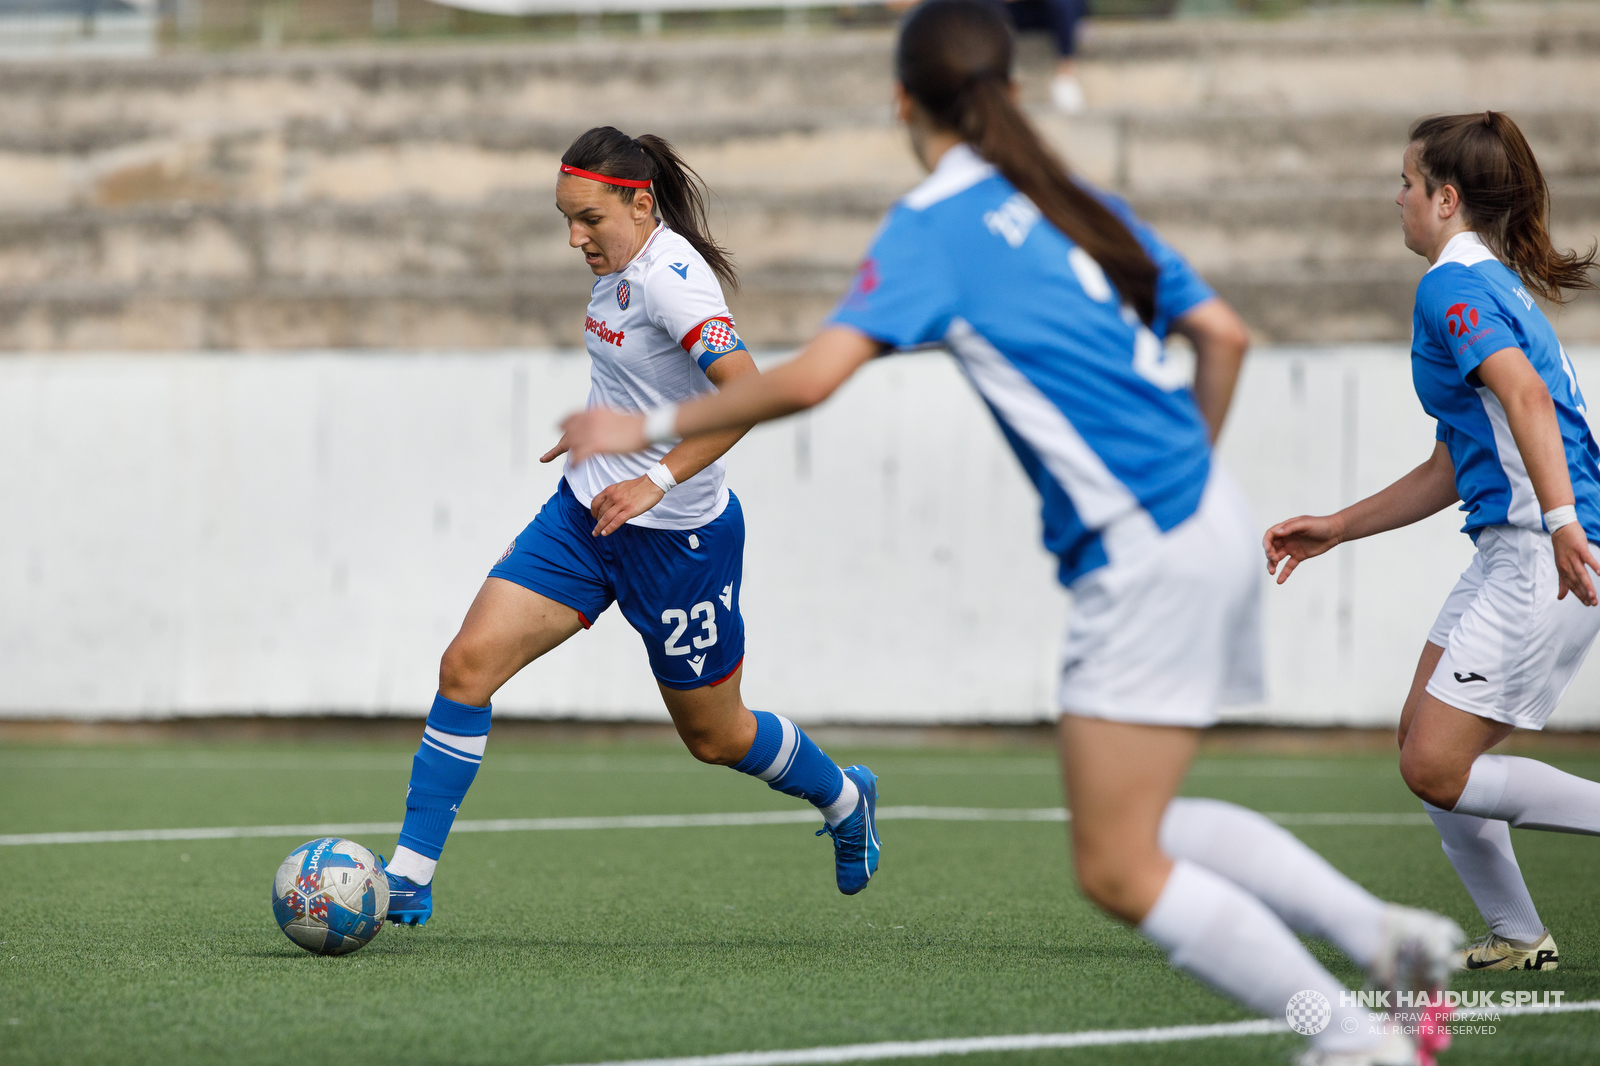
[0,806,1433,846]
[0,754,1413,777]
[539,999,1600,1066]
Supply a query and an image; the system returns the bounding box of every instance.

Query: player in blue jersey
[380,128,881,927]
[562,5,1462,1063]
[1266,112,1600,975]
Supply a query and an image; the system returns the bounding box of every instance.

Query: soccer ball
[271,837,389,956]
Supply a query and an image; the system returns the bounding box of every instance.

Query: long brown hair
[896,0,1157,325]
[1410,111,1597,302]
[561,126,738,290]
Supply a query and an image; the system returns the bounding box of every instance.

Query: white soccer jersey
[564,224,750,530]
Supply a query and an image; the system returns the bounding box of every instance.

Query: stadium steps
[1,8,1598,349]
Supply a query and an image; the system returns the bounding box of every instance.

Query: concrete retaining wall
[6,345,1600,727]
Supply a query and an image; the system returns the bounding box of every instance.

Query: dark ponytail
[1410,111,1597,303]
[896,0,1158,325]
[560,126,738,290]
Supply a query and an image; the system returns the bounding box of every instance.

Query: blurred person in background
[380,127,881,929]
[990,0,1088,111]
[1266,111,1600,976]
[560,5,1467,1063]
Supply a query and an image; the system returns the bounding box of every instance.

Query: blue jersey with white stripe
[1411,231,1600,539]
[828,144,1217,585]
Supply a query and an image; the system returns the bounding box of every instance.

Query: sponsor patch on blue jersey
[617,280,630,310]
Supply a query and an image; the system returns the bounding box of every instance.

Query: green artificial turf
[1,740,1597,1065]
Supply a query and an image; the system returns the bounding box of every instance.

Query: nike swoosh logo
[1463,956,1503,970]
[1454,671,1488,683]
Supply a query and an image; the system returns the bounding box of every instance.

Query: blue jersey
[1411,231,1600,539]
[828,144,1217,585]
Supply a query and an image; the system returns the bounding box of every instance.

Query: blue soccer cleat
[380,857,433,927]
[816,765,879,895]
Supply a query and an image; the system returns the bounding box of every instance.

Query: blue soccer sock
[732,711,859,825]
[389,693,491,885]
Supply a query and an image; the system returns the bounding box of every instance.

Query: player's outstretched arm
[587,351,762,536]
[1171,298,1250,443]
[1264,440,1459,584]
[562,326,882,463]
[1476,345,1600,605]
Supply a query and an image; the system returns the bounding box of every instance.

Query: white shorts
[1425,524,1600,730]
[1057,466,1265,728]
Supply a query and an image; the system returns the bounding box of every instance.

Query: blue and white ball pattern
[271,837,389,956]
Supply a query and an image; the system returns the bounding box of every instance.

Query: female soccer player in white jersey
[380,127,881,927]
[1266,112,1600,975]
[562,5,1462,1064]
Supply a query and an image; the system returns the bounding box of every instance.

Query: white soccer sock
[821,774,860,826]
[1423,801,1544,942]
[1159,798,1386,968]
[1453,754,1600,835]
[386,845,437,886]
[1140,860,1375,1053]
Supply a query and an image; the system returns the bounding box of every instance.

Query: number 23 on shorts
[661,602,719,656]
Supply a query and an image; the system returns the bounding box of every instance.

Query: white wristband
[643,403,680,445]
[645,462,677,494]
[1544,505,1579,534]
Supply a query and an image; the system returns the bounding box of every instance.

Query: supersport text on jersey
[565,223,751,530]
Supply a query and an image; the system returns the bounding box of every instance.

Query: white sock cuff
[821,772,860,826]
[387,845,437,886]
[1454,754,1510,818]
[1139,860,1222,954]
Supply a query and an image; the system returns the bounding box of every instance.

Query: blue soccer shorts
[488,478,746,690]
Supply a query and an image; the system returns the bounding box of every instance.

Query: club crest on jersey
[617,280,630,310]
[1446,302,1479,337]
[700,319,740,355]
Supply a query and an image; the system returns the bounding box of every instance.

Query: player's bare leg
[1059,715,1192,922]
[1400,642,1563,970]
[1064,714,1457,1063]
[657,663,757,766]
[384,580,585,923]
[439,579,586,708]
[666,665,879,894]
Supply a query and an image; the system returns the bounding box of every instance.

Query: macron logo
[688,654,707,676]
[719,583,734,610]
[585,315,625,346]
[669,263,689,279]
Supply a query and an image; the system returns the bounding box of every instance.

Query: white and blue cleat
[817,765,879,895]
[380,858,433,927]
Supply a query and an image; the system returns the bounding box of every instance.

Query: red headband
[560,164,651,189]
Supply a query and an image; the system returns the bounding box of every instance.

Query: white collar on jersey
[614,222,666,277]
[903,142,997,211]
[1428,229,1498,273]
